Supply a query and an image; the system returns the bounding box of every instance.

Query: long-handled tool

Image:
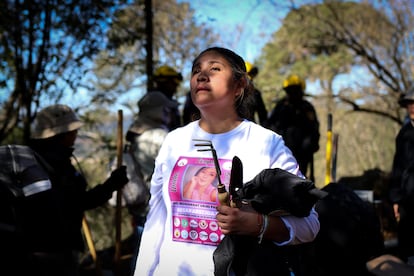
[73,156,103,275]
[331,133,339,183]
[82,216,103,276]
[193,139,229,206]
[325,114,333,186]
[114,109,123,276]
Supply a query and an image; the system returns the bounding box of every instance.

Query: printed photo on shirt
[169,156,231,246]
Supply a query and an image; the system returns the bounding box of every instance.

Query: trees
[256,0,413,185]
[91,0,218,106]
[0,0,217,144]
[257,0,413,125]
[0,0,129,144]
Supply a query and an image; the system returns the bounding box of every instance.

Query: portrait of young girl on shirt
[183,166,218,202]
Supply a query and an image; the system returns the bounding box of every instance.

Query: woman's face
[190,51,241,112]
[197,167,217,186]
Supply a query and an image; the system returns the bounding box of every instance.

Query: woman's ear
[236,76,248,95]
[235,88,243,98]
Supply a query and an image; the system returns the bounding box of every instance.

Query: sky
[176,0,361,98]
[77,0,311,115]
[181,0,293,62]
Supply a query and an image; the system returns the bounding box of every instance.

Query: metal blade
[229,156,243,207]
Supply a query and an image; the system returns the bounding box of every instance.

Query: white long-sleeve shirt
[134,120,320,276]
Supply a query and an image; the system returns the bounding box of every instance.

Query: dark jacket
[213,168,326,276]
[28,141,116,252]
[246,88,268,126]
[389,121,414,206]
[266,98,319,174]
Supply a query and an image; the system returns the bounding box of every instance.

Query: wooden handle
[114,109,123,276]
[217,184,229,206]
[82,216,103,275]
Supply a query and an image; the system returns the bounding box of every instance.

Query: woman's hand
[216,204,290,243]
[216,204,260,236]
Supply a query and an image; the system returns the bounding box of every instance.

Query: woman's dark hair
[191,47,255,120]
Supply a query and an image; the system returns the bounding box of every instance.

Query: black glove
[104,165,129,191]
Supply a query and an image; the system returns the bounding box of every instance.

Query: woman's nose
[197,71,208,81]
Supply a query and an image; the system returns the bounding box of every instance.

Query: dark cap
[399,86,414,107]
[138,91,178,110]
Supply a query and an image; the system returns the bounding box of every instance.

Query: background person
[244,61,268,125]
[123,91,178,271]
[20,104,128,276]
[265,75,320,178]
[389,87,414,264]
[134,47,320,276]
[151,65,183,130]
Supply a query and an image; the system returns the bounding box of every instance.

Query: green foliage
[311,102,399,188]
[0,0,129,144]
[91,0,219,107]
[256,0,412,123]
[255,0,413,185]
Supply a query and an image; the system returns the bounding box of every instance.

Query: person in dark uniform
[389,87,414,264]
[0,104,129,276]
[265,75,320,177]
[244,61,268,125]
[151,65,183,130]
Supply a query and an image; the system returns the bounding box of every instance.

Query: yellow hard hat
[283,75,306,91]
[245,61,253,73]
[154,65,183,80]
[245,61,259,79]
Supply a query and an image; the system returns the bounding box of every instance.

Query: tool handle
[114,109,123,276]
[217,184,229,206]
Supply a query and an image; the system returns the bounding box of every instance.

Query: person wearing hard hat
[265,75,320,179]
[389,87,414,264]
[13,104,129,275]
[245,61,268,125]
[152,65,183,130]
[118,91,180,271]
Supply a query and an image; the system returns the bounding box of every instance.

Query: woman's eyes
[192,66,221,75]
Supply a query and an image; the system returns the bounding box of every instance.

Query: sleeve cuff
[273,217,294,246]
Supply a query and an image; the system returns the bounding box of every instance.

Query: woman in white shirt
[134,47,320,276]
